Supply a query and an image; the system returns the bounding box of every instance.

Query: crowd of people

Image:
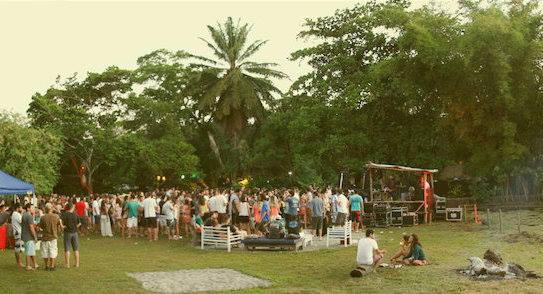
[0,186,428,272]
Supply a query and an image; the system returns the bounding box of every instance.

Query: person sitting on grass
[403,234,428,266]
[390,234,412,263]
[356,229,386,272]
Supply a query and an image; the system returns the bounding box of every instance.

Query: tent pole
[369,169,373,202]
[429,173,435,224]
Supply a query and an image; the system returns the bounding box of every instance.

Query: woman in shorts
[237,196,250,233]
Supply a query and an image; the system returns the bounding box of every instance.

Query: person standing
[216,190,228,223]
[11,203,24,268]
[349,190,364,232]
[126,195,141,238]
[207,192,219,215]
[162,197,175,240]
[308,193,324,239]
[21,203,38,271]
[39,204,63,271]
[181,198,192,237]
[92,196,100,232]
[228,189,241,226]
[260,195,270,224]
[74,197,88,236]
[100,202,113,237]
[61,202,80,268]
[330,190,339,225]
[143,193,159,241]
[336,190,349,226]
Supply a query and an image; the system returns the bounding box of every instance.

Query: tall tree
[192,17,288,145]
[28,67,133,194]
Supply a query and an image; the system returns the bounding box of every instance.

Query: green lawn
[1,211,542,293]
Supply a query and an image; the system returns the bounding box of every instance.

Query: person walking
[61,203,81,268]
[39,204,63,271]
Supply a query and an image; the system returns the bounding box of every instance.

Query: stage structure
[365,162,438,224]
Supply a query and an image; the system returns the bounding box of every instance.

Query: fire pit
[458,250,541,281]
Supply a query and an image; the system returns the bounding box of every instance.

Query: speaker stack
[391,207,407,226]
[374,204,391,227]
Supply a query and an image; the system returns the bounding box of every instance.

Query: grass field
[1,210,542,294]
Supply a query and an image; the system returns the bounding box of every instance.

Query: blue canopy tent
[0,170,35,195]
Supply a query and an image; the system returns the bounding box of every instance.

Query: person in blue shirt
[285,191,299,226]
[349,190,364,232]
[260,196,270,224]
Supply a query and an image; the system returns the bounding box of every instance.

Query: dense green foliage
[28,65,199,194]
[18,0,543,198]
[0,112,62,193]
[249,0,543,198]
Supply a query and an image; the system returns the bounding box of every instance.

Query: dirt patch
[128,268,271,293]
[503,231,543,244]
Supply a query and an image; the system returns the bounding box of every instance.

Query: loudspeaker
[446,208,463,222]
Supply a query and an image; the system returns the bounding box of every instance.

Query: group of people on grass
[357,229,428,273]
[0,186,427,273]
[0,201,80,271]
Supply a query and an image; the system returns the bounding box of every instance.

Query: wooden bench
[241,237,304,251]
[326,220,352,247]
[200,226,242,252]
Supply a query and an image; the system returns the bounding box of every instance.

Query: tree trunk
[71,157,92,195]
[207,130,225,170]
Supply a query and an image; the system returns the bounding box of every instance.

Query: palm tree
[192,17,287,144]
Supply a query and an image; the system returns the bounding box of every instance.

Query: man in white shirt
[11,203,24,267]
[142,193,159,241]
[216,192,228,223]
[208,193,219,213]
[336,191,349,226]
[357,229,386,271]
[92,196,100,231]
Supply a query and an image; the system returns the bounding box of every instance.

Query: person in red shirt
[74,197,88,236]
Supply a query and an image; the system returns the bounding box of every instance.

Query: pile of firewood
[459,250,541,280]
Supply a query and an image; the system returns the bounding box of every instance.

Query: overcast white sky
[0,0,458,114]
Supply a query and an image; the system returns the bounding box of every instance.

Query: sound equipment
[391,207,408,226]
[446,208,463,222]
[374,204,391,227]
[435,200,446,214]
[402,213,418,226]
